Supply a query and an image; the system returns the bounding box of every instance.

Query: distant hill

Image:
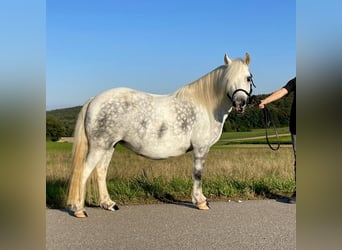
[47,106,82,137]
[46,93,293,137]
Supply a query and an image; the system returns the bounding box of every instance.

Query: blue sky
[47,0,295,110]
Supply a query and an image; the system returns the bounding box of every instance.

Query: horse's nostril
[233,99,246,107]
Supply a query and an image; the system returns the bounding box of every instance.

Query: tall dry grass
[46,144,294,208]
[47,146,294,182]
[107,147,293,180]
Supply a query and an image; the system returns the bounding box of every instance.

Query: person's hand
[258,100,266,109]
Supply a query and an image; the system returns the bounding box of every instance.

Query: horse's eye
[247,73,253,82]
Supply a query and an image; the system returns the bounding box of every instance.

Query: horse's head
[224,53,255,113]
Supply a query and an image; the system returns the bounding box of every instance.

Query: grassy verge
[219,127,290,140]
[46,130,295,208]
[47,175,294,209]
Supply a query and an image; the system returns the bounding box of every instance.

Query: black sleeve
[283,77,296,94]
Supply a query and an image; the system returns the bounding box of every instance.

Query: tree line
[46,93,293,141]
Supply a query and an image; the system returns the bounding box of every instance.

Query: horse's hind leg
[73,149,106,218]
[95,149,119,211]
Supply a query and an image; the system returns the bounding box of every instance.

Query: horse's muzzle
[232,99,247,113]
[228,88,252,113]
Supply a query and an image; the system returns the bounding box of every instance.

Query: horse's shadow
[152,193,197,209]
[54,208,76,217]
[275,197,291,204]
[58,194,292,217]
[58,194,197,217]
[265,193,292,204]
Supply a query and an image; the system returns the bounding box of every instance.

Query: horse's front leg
[192,149,210,210]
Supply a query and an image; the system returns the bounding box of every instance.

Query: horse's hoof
[108,204,120,211]
[101,203,120,211]
[74,210,88,218]
[197,201,210,210]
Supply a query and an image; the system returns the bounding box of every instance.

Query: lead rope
[262,106,280,151]
[249,95,280,151]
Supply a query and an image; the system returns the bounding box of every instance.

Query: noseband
[227,74,256,103]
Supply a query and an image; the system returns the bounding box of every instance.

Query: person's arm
[258,88,288,109]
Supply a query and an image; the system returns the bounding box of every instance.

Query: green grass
[46,141,73,152]
[213,128,291,149]
[46,140,131,153]
[214,135,291,147]
[219,127,289,140]
[46,175,295,208]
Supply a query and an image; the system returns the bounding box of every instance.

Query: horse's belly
[121,137,191,160]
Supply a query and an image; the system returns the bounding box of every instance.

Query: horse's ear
[244,53,250,65]
[224,54,232,65]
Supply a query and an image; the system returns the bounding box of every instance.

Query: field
[46,129,295,208]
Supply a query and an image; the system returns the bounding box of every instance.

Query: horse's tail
[67,98,92,207]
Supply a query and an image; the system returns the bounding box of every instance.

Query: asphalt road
[46,200,296,250]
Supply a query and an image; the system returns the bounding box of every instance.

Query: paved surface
[46,200,296,249]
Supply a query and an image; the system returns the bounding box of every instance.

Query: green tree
[46,106,81,136]
[46,115,65,141]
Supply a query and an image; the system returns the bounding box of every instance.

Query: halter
[227,74,256,103]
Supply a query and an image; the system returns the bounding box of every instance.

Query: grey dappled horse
[67,53,254,217]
